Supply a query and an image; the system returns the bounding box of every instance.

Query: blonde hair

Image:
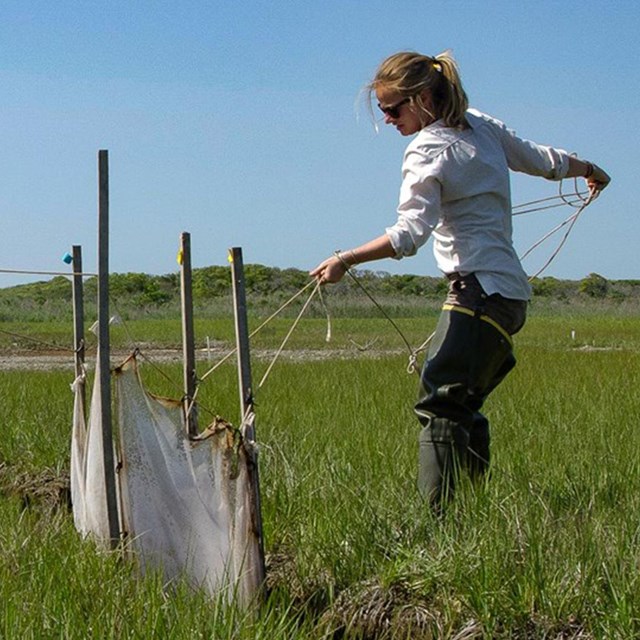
[368,50,469,129]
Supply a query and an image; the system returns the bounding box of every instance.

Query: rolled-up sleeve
[495,119,570,180]
[385,148,443,258]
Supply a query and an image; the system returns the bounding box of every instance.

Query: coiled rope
[516,179,597,281]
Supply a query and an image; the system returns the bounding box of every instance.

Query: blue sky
[1,1,638,287]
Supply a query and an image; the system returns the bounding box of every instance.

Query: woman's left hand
[587,163,611,198]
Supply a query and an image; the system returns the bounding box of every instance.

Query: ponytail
[432,51,468,128]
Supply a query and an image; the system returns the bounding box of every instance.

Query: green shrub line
[2,264,640,323]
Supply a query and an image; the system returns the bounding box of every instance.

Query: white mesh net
[71,354,263,606]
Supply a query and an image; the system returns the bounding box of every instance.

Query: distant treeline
[1,265,638,322]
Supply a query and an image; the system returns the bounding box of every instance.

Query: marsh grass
[1,312,640,637]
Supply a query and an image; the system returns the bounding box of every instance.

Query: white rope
[407,331,435,375]
[70,364,87,393]
[257,280,322,389]
[515,178,597,280]
[512,178,589,217]
[316,285,332,342]
[331,255,430,377]
[0,268,96,277]
[0,326,77,353]
[519,196,595,280]
[183,278,325,421]
[511,192,587,216]
[198,279,318,384]
[520,210,581,263]
[525,208,586,281]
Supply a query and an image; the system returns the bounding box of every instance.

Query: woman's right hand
[309,255,348,284]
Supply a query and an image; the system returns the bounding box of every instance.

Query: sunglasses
[377,97,410,119]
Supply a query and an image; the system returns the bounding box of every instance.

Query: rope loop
[516,176,600,280]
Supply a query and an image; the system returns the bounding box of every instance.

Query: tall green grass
[1,314,640,637]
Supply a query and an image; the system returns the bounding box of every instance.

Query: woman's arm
[486,113,611,195]
[310,234,396,284]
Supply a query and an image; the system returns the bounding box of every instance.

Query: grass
[2,307,640,638]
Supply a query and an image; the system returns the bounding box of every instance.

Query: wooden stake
[229,247,266,591]
[180,232,198,436]
[97,150,120,547]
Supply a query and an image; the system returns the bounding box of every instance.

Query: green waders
[416,304,515,509]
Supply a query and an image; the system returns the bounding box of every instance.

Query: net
[71,354,263,606]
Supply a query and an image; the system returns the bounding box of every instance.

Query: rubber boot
[418,418,470,510]
[415,307,516,507]
[466,413,490,480]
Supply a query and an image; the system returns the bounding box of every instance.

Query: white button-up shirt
[385,109,571,301]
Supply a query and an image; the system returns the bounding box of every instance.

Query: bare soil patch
[0,346,405,372]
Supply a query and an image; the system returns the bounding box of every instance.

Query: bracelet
[584,161,595,179]
[334,250,358,268]
[334,250,349,269]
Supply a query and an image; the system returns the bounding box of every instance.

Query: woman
[311,51,610,509]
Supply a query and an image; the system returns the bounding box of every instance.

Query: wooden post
[230,247,254,417]
[180,232,198,437]
[230,247,266,591]
[71,245,86,415]
[97,150,120,547]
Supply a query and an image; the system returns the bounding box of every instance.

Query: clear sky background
[1,1,637,288]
